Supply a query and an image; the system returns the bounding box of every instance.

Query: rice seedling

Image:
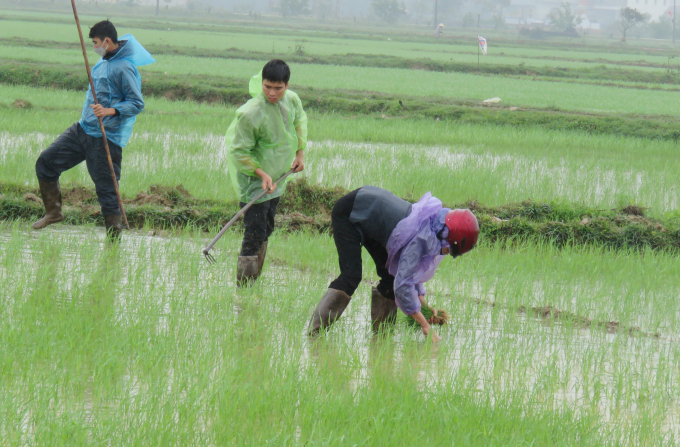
[402,305,451,329]
[1,223,679,445]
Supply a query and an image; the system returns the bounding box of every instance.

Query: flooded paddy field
[2,8,680,444]
[3,92,680,214]
[1,223,679,445]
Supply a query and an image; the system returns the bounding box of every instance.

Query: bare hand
[262,174,275,192]
[291,151,304,173]
[422,324,442,342]
[90,104,116,118]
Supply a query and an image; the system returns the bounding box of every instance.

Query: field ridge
[3,179,679,253]
[3,61,680,141]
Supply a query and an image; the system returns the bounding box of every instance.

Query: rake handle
[202,169,296,257]
[71,0,129,229]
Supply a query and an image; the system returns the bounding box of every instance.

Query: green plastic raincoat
[226,71,308,204]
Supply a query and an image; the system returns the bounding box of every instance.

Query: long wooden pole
[70,0,129,229]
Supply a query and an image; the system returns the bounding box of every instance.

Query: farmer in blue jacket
[32,20,155,240]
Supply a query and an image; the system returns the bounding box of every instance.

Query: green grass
[4,47,678,115]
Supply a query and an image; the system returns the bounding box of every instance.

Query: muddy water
[1,225,678,441]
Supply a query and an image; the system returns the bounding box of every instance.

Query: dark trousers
[35,123,122,216]
[328,189,396,300]
[239,197,280,256]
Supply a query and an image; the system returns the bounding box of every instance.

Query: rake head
[203,249,216,265]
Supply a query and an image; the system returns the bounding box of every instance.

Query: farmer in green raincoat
[226,59,308,285]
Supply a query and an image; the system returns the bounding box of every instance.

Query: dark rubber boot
[371,287,398,332]
[104,214,124,243]
[307,288,352,336]
[236,255,259,287]
[32,180,64,229]
[256,241,268,273]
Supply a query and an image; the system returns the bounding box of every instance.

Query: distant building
[99,0,185,5]
[580,0,627,26]
[627,0,674,19]
[504,0,630,28]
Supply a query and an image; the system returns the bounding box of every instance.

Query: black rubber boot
[236,255,259,287]
[256,241,268,274]
[371,287,398,332]
[104,214,124,243]
[307,288,352,336]
[32,180,64,229]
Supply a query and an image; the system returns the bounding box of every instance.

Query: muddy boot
[104,214,124,243]
[32,180,64,229]
[236,255,260,287]
[256,241,268,273]
[307,288,352,336]
[371,287,398,332]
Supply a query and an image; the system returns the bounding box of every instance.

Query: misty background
[62,0,677,40]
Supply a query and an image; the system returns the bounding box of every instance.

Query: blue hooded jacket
[79,34,155,148]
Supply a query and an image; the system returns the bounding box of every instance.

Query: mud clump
[148,184,194,205]
[280,178,346,217]
[12,99,32,109]
[620,205,646,216]
[132,192,173,207]
[516,304,658,337]
[129,185,194,207]
[23,193,42,205]
[276,211,331,232]
[525,305,591,328]
[63,187,96,205]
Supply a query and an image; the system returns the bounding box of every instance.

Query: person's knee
[377,283,395,300]
[35,152,56,182]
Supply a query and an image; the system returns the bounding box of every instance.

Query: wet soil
[2,180,679,252]
[475,299,661,338]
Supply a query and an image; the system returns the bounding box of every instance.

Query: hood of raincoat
[249,71,264,98]
[226,70,308,204]
[79,34,155,148]
[386,192,449,315]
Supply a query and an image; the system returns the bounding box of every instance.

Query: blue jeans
[35,123,122,216]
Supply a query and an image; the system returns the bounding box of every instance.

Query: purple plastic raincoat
[386,192,448,316]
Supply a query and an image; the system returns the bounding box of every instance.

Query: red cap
[444,209,479,256]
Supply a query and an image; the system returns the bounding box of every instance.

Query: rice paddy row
[1,223,678,445]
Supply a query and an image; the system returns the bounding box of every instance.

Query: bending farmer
[226,60,308,285]
[308,186,479,342]
[33,20,154,240]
